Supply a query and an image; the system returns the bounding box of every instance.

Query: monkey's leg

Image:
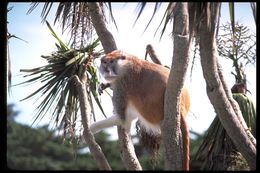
[90,115,121,134]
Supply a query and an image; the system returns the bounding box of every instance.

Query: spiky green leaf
[46,20,69,51]
[18,25,104,130]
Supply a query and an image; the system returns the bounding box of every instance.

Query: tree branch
[217,61,256,146]
[89,2,142,170]
[161,2,191,170]
[72,68,111,170]
[198,3,256,170]
[117,127,142,170]
[88,2,117,54]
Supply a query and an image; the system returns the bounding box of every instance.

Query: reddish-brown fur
[103,50,190,170]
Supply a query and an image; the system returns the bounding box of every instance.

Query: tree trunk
[88,2,142,170]
[198,3,256,170]
[88,2,117,54]
[161,2,191,170]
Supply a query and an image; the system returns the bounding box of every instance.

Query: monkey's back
[113,56,190,133]
[127,60,169,126]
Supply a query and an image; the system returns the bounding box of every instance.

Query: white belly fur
[125,101,161,135]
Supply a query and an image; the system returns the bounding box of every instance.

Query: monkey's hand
[98,83,110,95]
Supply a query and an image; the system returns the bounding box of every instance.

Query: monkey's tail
[181,115,190,170]
[136,120,161,167]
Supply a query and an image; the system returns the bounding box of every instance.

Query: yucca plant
[18,21,105,141]
[191,93,255,170]
[191,20,256,171]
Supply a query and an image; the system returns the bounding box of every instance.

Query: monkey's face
[99,50,127,83]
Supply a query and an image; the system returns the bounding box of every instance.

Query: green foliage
[191,94,255,170]
[7,104,20,121]
[8,120,73,170]
[232,94,256,137]
[17,22,105,140]
[7,104,99,170]
[7,103,204,170]
[189,131,204,161]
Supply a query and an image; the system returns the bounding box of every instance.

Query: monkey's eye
[120,56,126,60]
[110,59,114,63]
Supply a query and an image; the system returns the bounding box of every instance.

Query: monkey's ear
[107,50,122,58]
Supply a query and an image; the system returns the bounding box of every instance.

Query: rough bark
[161,2,191,170]
[117,127,142,170]
[89,2,142,170]
[73,71,111,170]
[198,3,256,170]
[88,2,117,54]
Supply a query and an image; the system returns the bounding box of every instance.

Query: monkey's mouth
[104,75,117,82]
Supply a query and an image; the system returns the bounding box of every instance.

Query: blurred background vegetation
[7,103,204,170]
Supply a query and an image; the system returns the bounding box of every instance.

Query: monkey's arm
[90,115,121,134]
[98,83,111,95]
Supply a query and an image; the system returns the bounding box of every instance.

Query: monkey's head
[99,50,129,83]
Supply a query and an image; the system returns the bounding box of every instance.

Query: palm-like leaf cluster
[19,21,105,139]
[192,93,255,170]
[27,2,115,49]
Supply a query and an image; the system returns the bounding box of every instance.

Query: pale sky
[7,3,256,140]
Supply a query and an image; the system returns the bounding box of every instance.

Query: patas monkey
[90,50,190,170]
